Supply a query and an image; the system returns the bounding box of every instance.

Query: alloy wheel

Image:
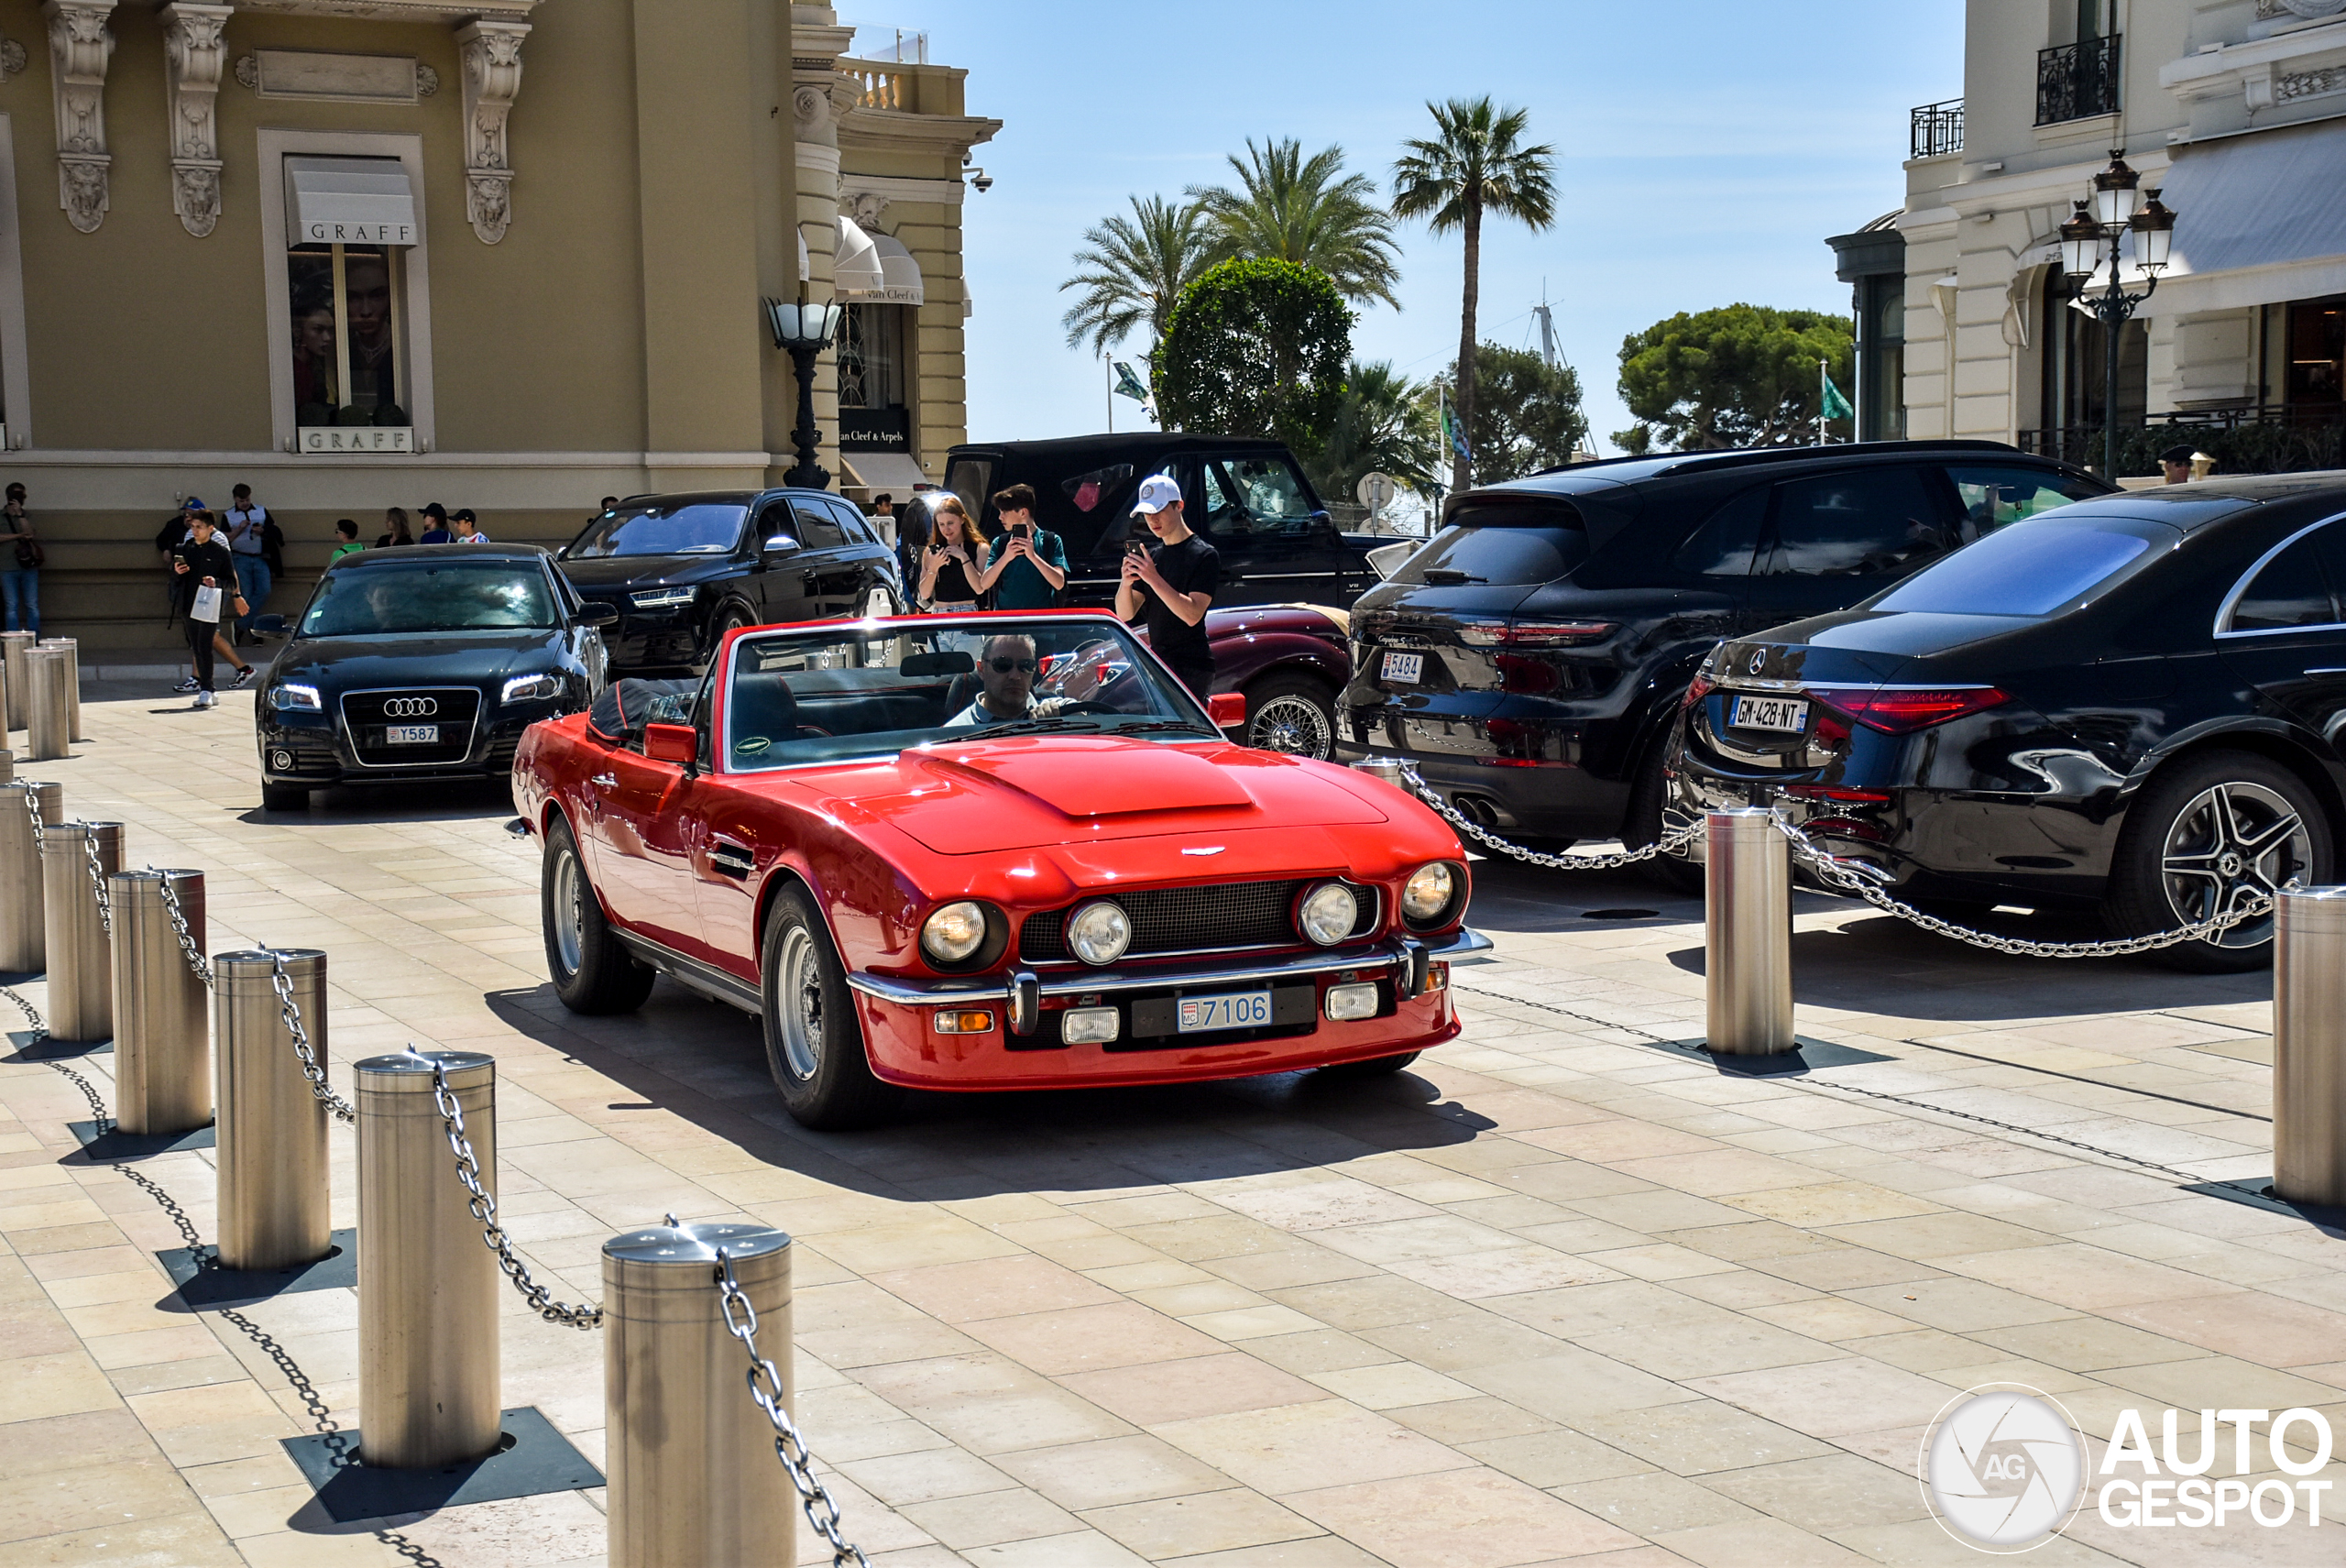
[552,845,586,978]
[1247,695,1332,758]
[2159,780,2308,949]
[776,924,825,1080]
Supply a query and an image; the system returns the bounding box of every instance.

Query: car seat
[726,674,800,755]
[941,672,980,721]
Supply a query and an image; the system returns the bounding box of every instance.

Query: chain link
[13,782,42,856]
[1392,761,1702,871]
[265,950,356,1123]
[152,873,214,988]
[716,1248,868,1568]
[423,1056,602,1329]
[82,833,111,937]
[0,981,49,1047]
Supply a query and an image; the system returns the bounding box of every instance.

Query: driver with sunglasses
[942,632,1072,728]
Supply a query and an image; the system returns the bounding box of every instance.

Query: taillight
[1784,784,1891,804]
[1683,674,1715,709]
[1456,619,1617,648]
[1806,685,2010,733]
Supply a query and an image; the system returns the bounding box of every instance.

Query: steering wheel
[1051,700,1123,717]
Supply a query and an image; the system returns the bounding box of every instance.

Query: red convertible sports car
[512,610,1487,1127]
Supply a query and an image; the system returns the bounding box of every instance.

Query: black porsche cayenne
[253,545,614,810]
[1666,473,2346,970]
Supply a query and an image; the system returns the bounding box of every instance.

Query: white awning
[839,452,930,493]
[2137,117,2346,314]
[283,155,417,247]
[835,218,924,304]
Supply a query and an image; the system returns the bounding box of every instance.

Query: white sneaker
[192,691,216,709]
[173,676,200,694]
[230,665,256,689]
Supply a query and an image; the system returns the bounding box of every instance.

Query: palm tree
[1391,98,1556,491]
[1058,194,1212,355]
[1303,359,1439,503]
[1189,138,1401,310]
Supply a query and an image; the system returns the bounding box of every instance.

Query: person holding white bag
[170,511,247,709]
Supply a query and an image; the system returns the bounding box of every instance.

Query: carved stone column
[159,4,230,237]
[43,0,115,234]
[455,19,527,244]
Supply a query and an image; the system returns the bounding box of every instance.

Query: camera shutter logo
[1920,1386,2086,1551]
[383,696,438,718]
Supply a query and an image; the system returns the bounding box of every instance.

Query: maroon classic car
[1191,604,1351,759]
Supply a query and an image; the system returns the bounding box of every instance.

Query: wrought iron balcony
[1911,98,1964,159]
[2037,35,2121,125]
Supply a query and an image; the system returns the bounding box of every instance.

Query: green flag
[1820,372,1855,422]
[1112,361,1150,403]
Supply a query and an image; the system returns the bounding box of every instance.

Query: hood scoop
[922,737,1253,817]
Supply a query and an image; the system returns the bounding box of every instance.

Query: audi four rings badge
[383,696,439,718]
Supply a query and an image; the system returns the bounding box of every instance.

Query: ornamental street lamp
[763,294,845,490]
[2059,152,2179,479]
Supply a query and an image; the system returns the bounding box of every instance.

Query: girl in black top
[378,506,415,548]
[917,497,986,611]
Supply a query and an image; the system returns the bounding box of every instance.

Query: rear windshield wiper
[1420,568,1485,585]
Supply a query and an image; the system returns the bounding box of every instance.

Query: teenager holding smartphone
[976,483,1068,610]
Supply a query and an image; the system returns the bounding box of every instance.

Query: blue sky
[851,1,1964,457]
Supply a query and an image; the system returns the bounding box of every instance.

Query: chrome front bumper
[846,927,1494,1037]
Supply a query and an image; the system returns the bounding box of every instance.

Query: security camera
[971,170,993,193]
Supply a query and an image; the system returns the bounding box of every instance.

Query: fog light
[933,1009,994,1034]
[269,749,293,771]
[1325,982,1379,1021]
[1061,1006,1120,1044]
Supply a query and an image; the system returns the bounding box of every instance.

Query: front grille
[340,687,482,767]
[1018,881,1378,964]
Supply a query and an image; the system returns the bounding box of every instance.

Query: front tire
[543,817,655,1013]
[1623,734,1705,895]
[2102,750,2328,972]
[1242,672,1338,759]
[761,886,897,1129]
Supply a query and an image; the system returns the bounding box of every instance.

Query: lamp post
[2059,152,2177,479]
[763,295,845,490]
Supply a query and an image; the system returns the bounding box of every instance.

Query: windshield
[300,561,560,636]
[1393,510,1589,587]
[1869,518,2177,618]
[721,619,1214,770]
[565,502,746,558]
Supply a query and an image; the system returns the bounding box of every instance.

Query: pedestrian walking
[454,508,488,543]
[223,483,272,645]
[870,493,897,550]
[977,483,1068,610]
[418,502,454,544]
[170,511,247,709]
[0,482,42,636]
[377,506,415,548]
[328,519,366,563]
[915,496,985,612]
[1116,473,1219,699]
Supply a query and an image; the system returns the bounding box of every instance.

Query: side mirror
[574,602,619,628]
[1207,692,1247,728]
[250,613,290,637]
[643,723,696,764]
[762,533,800,554]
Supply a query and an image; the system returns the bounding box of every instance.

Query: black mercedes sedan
[555,489,901,673]
[252,545,614,811]
[1666,473,2346,970]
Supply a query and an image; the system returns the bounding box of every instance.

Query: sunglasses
[988,658,1037,674]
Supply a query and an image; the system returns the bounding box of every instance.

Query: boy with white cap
[1115,473,1220,699]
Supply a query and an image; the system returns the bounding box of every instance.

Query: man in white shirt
[222,483,270,645]
[943,633,1070,728]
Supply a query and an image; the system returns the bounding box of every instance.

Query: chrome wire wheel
[775,924,825,1080]
[1248,694,1333,758]
[2159,780,2308,949]
[551,843,586,978]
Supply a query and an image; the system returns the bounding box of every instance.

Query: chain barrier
[1392,761,1701,871]
[422,1055,602,1329]
[153,873,214,988]
[14,783,41,855]
[717,1248,868,1568]
[81,833,111,937]
[0,981,49,1047]
[264,949,356,1124]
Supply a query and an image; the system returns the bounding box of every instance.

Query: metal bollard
[110,871,210,1136]
[40,821,120,1042]
[2275,887,2346,1205]
[0,749,15,782]
[357,1049,502,1469]
[0,629,29,731]
[22,647,70,762]
[214,950,333,1270]
[0,781,61,972]
[35,639,81,741]
[605,1220,795,1568]
[1349,755,1409,791]
[1705,809,1795,1056]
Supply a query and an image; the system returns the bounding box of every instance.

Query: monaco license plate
[383,724,441,745]
[1729,696,1808,734]
[1177,989,1273,1034]
[1380,651,1423,684]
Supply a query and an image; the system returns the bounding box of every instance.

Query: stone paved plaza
[2,682,2342,1566]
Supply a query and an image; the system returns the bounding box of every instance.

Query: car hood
[784,735,1394,854]
[555,554,740,592]
[271,629,563,686]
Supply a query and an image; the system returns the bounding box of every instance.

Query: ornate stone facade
[43,0,116,234]
[159,4,232,237]
[455,20,527,244]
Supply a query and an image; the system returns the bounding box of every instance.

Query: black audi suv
[1337,442,2110,854]
[254,545,614,810]
[1667,473,2346,970]
[555,488,903,673]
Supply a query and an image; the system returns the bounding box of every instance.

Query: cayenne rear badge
[1181,846,1225,857]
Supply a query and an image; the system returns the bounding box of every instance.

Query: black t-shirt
[1130,533,1220,670]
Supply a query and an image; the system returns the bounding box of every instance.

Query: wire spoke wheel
[1248,694,1332,758]
[552,843,586,978]
[776,925,825,1080]
[2159,780,2307,950]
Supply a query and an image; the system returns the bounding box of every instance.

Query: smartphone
[1014,522,1033,540]
[1124,541,1146,559]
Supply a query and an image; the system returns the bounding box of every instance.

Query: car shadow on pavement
[236,777,519,826]
[483,982,1493,1201]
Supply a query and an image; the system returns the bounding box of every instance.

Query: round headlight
[1299,882,1359,947]
[1402,862,1458,924]
[1067,900,1132,966]
[920,902,988,965]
